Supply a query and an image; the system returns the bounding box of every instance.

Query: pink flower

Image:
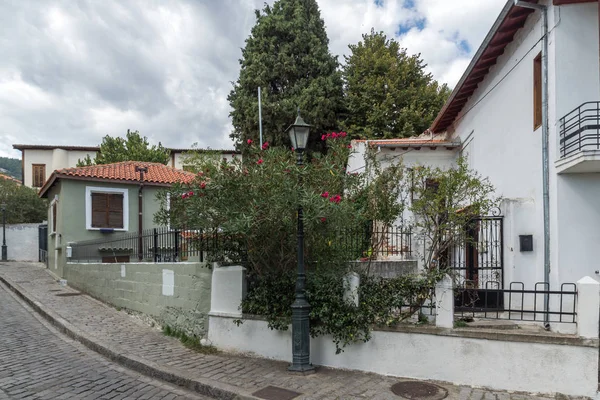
[200,182,206,189]
[291,147,295,152]
[329,194,342,204]
[331,132,338,139]
[247,139,253,145]
[340,132,347,137]
[188,191,194,196]
[321,134,327,141]
[181,193,187,199]
[257,159,264,165]
[321,191,329,198]
[262,141,269,150]
[347,144,352,149]
[320,217,327,223]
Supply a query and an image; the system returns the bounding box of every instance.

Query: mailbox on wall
[519,235,533,252]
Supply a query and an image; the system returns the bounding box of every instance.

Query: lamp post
[286,110,314,373]
[1,203,7,261]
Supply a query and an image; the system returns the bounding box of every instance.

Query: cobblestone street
[0,282,207,400]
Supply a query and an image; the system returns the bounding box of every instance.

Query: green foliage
[0,180,47,223]
[77,130,170,166]
[409,157,499,271]
[0,157,21,179]
[342,30,451,139]
[242,267,444,353]
[162,325,219,354]
[155,133,396,276]
[228,0,345,150]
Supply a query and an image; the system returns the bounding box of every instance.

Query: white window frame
[49,195,58,235]
[85,186,129,231]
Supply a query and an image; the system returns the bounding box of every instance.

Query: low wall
[5,223,40,261]
[208,316,598,397]
[352,260,418,278]
[64,262,212,337]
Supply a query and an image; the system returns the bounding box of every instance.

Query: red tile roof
[39,161,195,197]
[0,173,21,184]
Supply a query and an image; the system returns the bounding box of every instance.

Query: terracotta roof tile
[54,161,196,185]
[0,173,21,184]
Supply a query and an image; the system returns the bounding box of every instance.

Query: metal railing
[69,227,247,264]
[337,225,413,261]
[559,101,600,158]
[455,281,577,323]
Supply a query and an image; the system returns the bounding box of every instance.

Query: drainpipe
[514,0,550,330]
[135,166,148,262]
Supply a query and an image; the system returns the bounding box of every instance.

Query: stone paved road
[0,283,207,400]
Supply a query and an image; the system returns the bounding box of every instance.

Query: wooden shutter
[32,164,46,187]
[91,192,124,228]
[533,53,542,130]
[107,194,124,228]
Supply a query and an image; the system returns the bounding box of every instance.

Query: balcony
[556,101,600,174]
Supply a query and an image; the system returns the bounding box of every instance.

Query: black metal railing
[69,227,247,264]
[559,101,600,158]
[455,281,577,323]
[337,225,413,261]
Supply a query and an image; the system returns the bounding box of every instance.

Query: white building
[13,144,239,188]
[349,0,600,316]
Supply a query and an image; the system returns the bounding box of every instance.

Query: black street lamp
[1,203,7,261]
[286,110,314,374]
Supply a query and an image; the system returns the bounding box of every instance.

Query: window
[85,187,129,231]
[50,198,58,234]
[32,164,46,187]
[533,53,542,130]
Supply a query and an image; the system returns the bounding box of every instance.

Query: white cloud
[0,0,507,159]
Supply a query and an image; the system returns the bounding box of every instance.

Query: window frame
[32,164,46,188]
[50,196,58,235]
[85,186,129,231]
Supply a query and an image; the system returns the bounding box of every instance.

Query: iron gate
[448,209,504,310]
[38,224,48,264]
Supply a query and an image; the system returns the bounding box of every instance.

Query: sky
[0,0,506,159]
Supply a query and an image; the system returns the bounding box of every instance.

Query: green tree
[0,157,22,180]
[0,180,47,224]
[342,30,451,139]
[228,0,345,150]
[77,130,170,166]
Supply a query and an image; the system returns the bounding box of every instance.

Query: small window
[533,53,542,130]
[51,201,57,233]
[91,193,124,229]
[32,164,46,187]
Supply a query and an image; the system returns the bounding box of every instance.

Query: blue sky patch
[374,0,384,7]
[459,39,471,54]
[403,0,415,9]
[396,17,426,36]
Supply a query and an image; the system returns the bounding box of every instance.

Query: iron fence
[337,225,413,261]
[455,281,577,323]
[559,101,600,158]
[69,227,247,264]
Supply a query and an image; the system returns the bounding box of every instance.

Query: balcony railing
[559,101,600,158]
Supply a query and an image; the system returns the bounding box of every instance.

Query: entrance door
[452,212,504,310]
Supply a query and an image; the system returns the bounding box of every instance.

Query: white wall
[446,8,549,289]
[22,149,97,187]
[209,316,598,397]
[4,223,40,261]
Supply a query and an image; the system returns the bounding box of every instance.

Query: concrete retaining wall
[64,262,212,337]
[5,223,40,261]
[208,316,598,397]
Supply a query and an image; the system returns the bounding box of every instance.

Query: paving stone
[0,262,588,400]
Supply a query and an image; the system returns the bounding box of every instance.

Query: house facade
[38,162,195,277]
[350,0,600,302]
[13,144,239,188]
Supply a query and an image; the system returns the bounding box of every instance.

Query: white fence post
[210,265,247,317]
[343,272,360,307]
[576,276,600,339]
[435,274,454,328]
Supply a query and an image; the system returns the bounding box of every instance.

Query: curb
[0,274,260,400]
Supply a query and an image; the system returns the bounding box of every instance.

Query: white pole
[258,87,263,147]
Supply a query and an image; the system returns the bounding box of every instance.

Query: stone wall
[64,262,212,337]
[5,223,40,262]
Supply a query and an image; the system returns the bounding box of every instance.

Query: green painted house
[38,161,195,277]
